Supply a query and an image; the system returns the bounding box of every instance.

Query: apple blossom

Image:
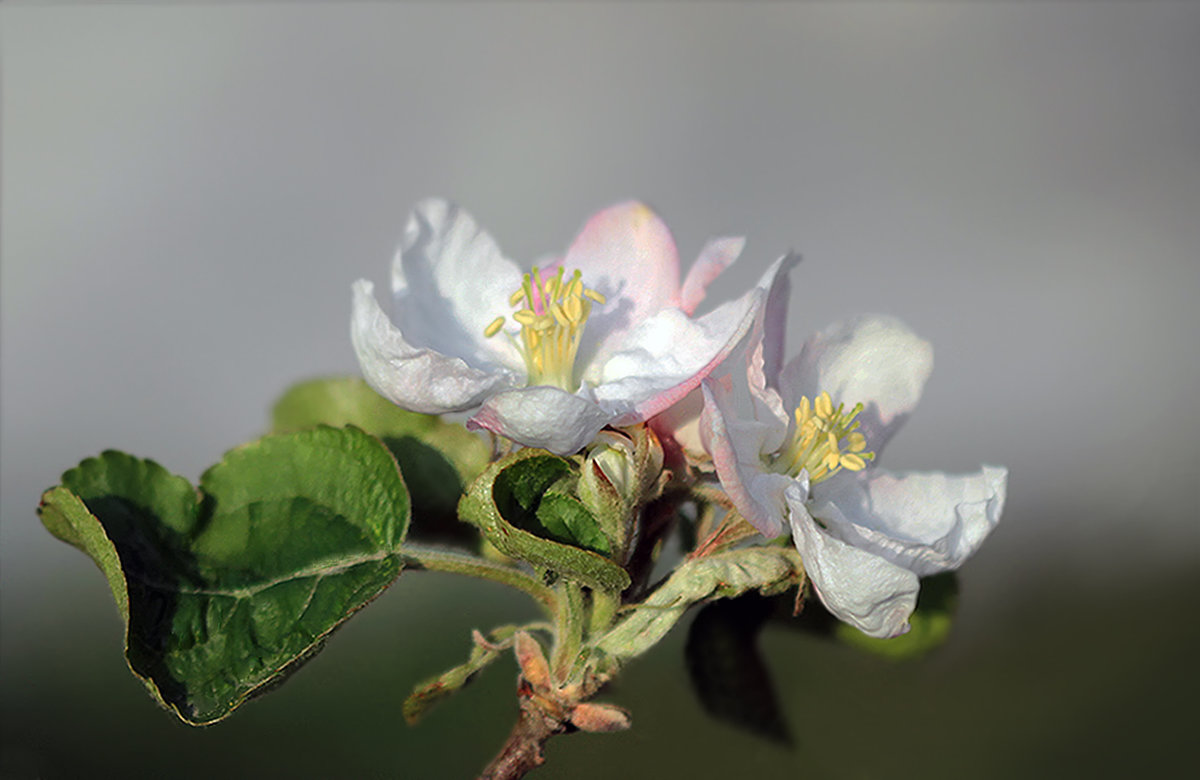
[352,199,786,454]
[702,315,1007,638]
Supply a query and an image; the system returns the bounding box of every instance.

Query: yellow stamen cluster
[777,392,874,484]
[484,266,606,392]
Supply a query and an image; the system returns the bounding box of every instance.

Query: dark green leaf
[459,450,630,593]
[38,426,411,725]
[835,572,959,660]
[272,376,489,544]
[536,493,610,555]
[686,594,791,745]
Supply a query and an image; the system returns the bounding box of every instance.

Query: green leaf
[38,426,411,725]
[536,494,610,555]
[402,626,517,725]
[597,547,804,659]
[686,594,791,745]
[458,450,630,594]
[272,377,489,542]
[835,572,959,660]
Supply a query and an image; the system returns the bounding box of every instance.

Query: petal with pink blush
[563,202,682,367]
[701,379,791,538]
[678,237,745,315]
[595,289,762,425]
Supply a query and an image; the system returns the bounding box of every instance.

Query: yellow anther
[777,393,876,485]
[484,265,606,392]
[840,453,867,471]
[550,302,569,328]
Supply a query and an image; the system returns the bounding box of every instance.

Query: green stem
[551,581,585,683]
[399,544,557,614]
[588,589,621,637]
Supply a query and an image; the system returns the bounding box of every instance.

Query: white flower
[701,314,1007,638]
[352,199,787,455]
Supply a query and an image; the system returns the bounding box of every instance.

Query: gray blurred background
[3,3,1197,778]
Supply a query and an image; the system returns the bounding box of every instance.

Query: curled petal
[758,252,800,388]
[595,285,764,425]
[467,385,616,456]
[779,315,933,456]
[678,236,745,315]
[352,280,518,414]
[809,465,1008,577]
[786,485,918,638]
[701,379,792,538]
[391,199,523,370]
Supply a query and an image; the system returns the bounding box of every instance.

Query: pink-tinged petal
[678,237,744,315]
[352,280,518,414]
[564,202,682,367]
[391,199,524,371]
[700,379,792,538]
[759,252,800,389]
[467,386,615,456]
[778,315,933,457]
[809,465,1007,577]
[647,386,707,460]
[745,328,791,455]
[786,485,919,638]
[593,287,763,425]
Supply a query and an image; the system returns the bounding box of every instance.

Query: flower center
[484,266,606,392]
[775,392,875,484]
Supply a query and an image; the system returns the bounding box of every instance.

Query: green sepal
[458,450,630,593]
[271,376,489,540]
[835,572,959,659]
[597,546,804,659]
[403,626,517,725]
[38,426,411,725]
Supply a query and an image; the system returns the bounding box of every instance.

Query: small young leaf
[570,702,632,733]
[459,450,631,594]
[272,376,489,543]
[39,426,411,725]
[835,572,959,660]
[597,547,804,659]
[403,627,517,725]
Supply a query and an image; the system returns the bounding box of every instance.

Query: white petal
[591,286,762,424]
[787,485,919,638]
[351,280,518,414]
[391,199,524,371]
[678,236,744,315]
[810,465,1008,577]
[779,315,933,456]
[467,386,615,455]
[700,379,792,538]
